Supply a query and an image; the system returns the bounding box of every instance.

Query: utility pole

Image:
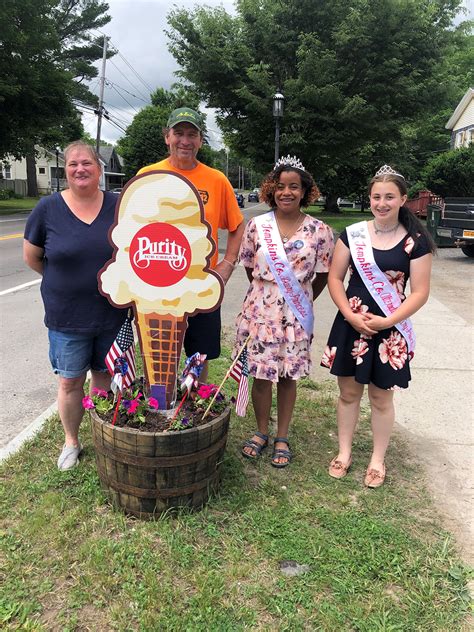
[96,36,109,154]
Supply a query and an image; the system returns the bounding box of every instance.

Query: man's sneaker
[57,443,83,471]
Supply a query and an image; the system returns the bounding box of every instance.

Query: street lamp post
[273,90,284,164]
[55,148,60,192]
[224,146,229,178]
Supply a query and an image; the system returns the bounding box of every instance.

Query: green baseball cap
[167,107,203,131]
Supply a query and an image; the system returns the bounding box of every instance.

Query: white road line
[0,401,58,463]
[0,279,41,296]
[0,216,29,222]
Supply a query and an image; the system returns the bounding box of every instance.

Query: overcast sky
[83,0,236,148]
[84,0,473,148]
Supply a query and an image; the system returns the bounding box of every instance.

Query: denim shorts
[48,327,120,379]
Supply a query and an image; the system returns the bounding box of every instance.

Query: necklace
[373,220,399,234]
[275,212,304,243]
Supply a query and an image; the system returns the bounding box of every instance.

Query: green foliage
[0,197,39,215]
[422,145,474,197]
[0,0,111,159]
[117,85,217,178]
[0,188,19,200]
[166,0,470,203]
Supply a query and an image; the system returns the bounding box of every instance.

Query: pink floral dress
[321,229,431,390]
[235,215,334,382]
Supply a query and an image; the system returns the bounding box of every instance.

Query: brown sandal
[364,464,386,488]
[328,456,352,479]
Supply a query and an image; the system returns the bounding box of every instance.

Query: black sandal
[271,437,292,468]
[241,431,269,460]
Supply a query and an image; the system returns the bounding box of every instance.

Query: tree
[0,0,73,158]
[166,0,470,209]
[422,145,474,197]
[117,86,216,178]
[0,0,111,193]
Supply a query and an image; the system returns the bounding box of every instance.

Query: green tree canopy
[0,0,111,159]
[422,145,474,197]
[166,0,471,208]
[116,86,216,179]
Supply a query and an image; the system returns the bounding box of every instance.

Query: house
[445,87,474,148]
[97,145,126,191]
[0,144,124,195]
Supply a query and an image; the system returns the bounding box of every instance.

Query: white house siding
[454,96,474,130]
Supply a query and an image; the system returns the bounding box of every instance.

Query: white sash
[255,211,314,337]
[347,221,416,357]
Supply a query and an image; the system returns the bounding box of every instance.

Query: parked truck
[432,197,474,257]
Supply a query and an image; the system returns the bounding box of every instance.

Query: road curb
[0,401,57,464]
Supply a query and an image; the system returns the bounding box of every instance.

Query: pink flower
[351,339,369,365]
[384,270,405,299]
[92,388,108,398]
[349,296,369,314]
[404,236,415,255]
[321,345,337,369]
[197,384,217,399]
[378,331,408,370]
[82,396,95,410]
[148,397,158,409]
[127,399,140,414]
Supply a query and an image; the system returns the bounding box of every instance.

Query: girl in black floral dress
[321,166,435,487]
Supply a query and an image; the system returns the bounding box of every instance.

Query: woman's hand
[363,313,391,332]
[346,312,377,336]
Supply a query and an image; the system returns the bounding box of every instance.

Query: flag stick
[202,335,250,420]
[111,392,122,426]
[169,390,188,426]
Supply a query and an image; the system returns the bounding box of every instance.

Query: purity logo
[130,223,191,287]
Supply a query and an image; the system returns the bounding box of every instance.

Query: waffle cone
[136,312,188,409]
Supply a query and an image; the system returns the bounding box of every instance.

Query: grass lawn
[0,197,39,215]
[1,343,471,631]
[307,205,370,234]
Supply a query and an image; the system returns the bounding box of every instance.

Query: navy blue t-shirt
[25,191,128,334]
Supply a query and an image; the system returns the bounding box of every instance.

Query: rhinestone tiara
[274,155,306,171]
[374,164,405,179]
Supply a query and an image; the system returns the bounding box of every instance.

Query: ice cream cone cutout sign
[99,171,223,409]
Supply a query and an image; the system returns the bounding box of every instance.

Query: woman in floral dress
[236,157,333,467]
[321,166,435,487]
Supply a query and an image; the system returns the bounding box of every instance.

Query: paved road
[0,214,57,448]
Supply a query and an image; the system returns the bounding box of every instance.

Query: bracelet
[222,258,237,268]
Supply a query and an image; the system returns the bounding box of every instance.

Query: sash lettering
[255,212,314,337]
[347,221,416,357]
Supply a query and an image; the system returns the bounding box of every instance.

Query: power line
[105,79,150,104]
[85,29,152,102]
[107,83,141,114]
[115,50,154,94]
[107,58,151,102]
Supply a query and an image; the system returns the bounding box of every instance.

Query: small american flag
[230,347,249,417]
[105,317,136,393]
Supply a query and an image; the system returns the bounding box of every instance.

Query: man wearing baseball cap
[137,107,244,380]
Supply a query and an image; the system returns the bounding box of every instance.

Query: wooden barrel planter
[90,407,230,519]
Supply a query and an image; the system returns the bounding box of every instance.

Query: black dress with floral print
[321,228,431,390]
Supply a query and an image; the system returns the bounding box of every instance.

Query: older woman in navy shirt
[24,141,127,470]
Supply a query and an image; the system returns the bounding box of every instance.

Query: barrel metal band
[93,433,228,467]
[97,465,221,498]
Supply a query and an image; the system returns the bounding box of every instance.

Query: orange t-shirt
[137,158,243,268]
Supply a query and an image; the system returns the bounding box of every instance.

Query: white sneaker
[57,443,83,471]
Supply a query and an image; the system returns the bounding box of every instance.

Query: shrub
[422,145,474,197]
